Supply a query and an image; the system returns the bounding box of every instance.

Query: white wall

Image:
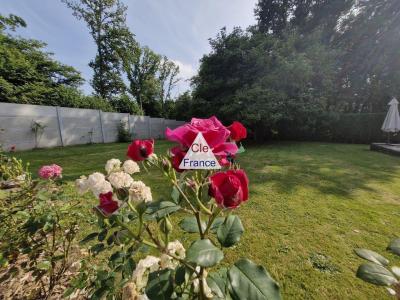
[0,103,185,151]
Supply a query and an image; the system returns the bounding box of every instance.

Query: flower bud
[162,158,171,172]
[159,216,173,234]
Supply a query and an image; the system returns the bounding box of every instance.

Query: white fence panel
[0,103,186,151]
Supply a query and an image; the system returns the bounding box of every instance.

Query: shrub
[0,150,30,187]
[117,120,132,143]
[0,161,82,299]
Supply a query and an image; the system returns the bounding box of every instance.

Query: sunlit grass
[13,141,400,299]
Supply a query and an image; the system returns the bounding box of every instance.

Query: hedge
[277,113,400,144]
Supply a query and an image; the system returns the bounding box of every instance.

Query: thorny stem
[203,207,222,237]
[115,218,158,249]
[173,181,197,213]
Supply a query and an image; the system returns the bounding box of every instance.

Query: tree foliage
[192,27,337,140]
[254,0,400,113]
[0,14,84,106]
[62,0,128,100]
[192,0,400,141]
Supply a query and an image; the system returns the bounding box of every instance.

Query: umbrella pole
[387,132,391,145]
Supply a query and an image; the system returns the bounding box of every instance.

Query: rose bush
[0,159,83,299]
[71,116,280,300]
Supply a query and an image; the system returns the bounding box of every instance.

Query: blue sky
[1,0,257,95]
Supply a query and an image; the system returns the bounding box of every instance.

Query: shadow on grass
[239,142,400,197]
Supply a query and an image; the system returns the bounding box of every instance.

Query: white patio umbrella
[381,97,400,144]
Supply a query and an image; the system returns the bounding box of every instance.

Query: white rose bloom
[160,254,173,269]
[75,175,89,194]
[91,180,113,197]
[87,172,105,187]
[132,256,160,290]
[108,171,134,189]
[192,267,213,298]
[160,240,186,270]
[129,181,152,204]
[123,160,140,174]
[166,240,186,259]
[105,158,121,174]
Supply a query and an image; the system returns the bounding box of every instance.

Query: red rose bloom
[228,121,247,142]
[97,192,119,216]
[170,146,186,173]
[166,116,238,163]
[127,139,154,161]
[209,170,249,209]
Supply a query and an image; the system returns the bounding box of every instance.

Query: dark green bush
[117,120,131,143]
[277,113,399,144]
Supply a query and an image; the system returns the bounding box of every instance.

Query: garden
[2,0,400,299]
[1,117,400,299]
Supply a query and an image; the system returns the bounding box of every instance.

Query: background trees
[192,0,400,141]
[0,14,89,107]
[62,0,180,117]
[62,0,128,100]
[2,0,400,138]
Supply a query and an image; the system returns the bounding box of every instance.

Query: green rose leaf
[98,229,108,242]
[210,217,225,233]
[217,215,244,247]
[228,259,281,300]
[79,232,98,245]
[391,266,400,279]
[90,243,105,256]
[122,258,136,279]
[387,238,400,256]
[207,268,229,299]
[115,229,131,245]
[145,201,180,220]
[187,239,224,267]
[175,265,187,286]
[171,186,180,203]
[145,269,173,300]
[354,248,389,266]
[108,251,125,269]
[356,262,398,286]
[179,216,206,233]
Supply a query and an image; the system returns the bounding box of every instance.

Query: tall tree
[63,0,128,100]
[119,43,161,115]
[157,56,179,116]
[0,14,26,31]
[254,0,291,35]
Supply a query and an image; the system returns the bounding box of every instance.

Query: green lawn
[12,141,400,299]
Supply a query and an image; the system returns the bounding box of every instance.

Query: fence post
[148,117,152,138]
[127,113,132,137]
[98,110,105,143]
[162,118,166,139]
[55,106,64,147]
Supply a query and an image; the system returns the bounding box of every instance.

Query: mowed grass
[12,141,400,299]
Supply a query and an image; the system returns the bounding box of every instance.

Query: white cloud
[170,60,197,96]
[172,59,197,81]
